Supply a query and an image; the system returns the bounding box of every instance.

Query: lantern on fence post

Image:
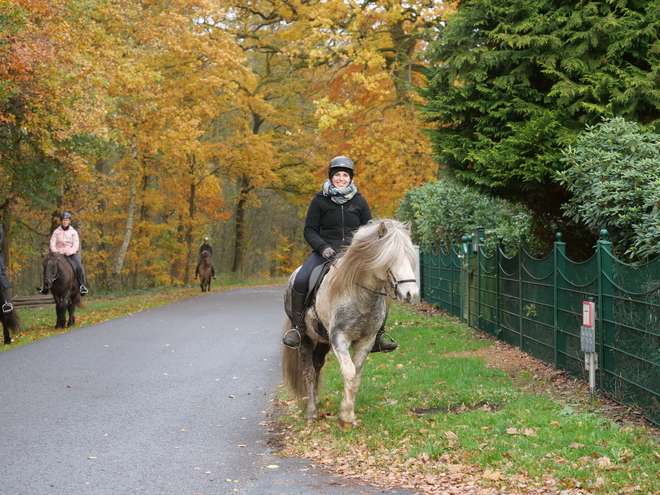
[472,227,485,253]
[580,296,598,400]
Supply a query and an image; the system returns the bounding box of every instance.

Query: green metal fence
[420,231,660,427]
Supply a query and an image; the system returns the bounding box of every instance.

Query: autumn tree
[0,0,108,273]
[85,0,246,288]
[207,0,331,273]
[309,0,450,215]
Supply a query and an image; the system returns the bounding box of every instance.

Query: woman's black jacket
[303,191,372,255]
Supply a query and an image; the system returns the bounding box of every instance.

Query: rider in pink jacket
[50,220,80,256]
[38,212,88,295]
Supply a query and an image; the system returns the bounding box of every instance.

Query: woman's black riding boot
[1,288,13,313]
[282,290,306,348]
[371,323,397,353]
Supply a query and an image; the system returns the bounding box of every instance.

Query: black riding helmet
[60,212,71,219]
[328,156,354,180]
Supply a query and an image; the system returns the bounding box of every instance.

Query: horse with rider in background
[196,251,213,292]
[41,252,84,329]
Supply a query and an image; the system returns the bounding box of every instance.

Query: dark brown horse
[0,293,21,345]
[197,251,213,292]
[42,252,84,329]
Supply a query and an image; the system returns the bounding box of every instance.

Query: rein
[45,259,60,285]
[358,270,416,300]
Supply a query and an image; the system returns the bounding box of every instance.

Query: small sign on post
[580,299,596,353]
[582,300,595,327]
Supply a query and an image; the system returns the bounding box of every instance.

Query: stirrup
[37,286,49,295]
[2,302,12,313]
[80,285,88,295]
[282,328,301,349]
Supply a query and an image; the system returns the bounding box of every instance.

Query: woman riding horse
[194,237,216,280]
[281,156,396,353]
[38,212,88,296]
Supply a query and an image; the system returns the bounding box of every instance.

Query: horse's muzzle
[398,283,419,304]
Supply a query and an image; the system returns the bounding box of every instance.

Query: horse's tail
[73,292,85,309]
[281,318,308,402]
[3,309,21,335]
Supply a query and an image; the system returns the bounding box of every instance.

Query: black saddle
[303,260,334,340]
[305,261,332,306]
[63,256,81,285]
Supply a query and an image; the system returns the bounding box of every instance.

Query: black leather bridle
[359,269,417,300]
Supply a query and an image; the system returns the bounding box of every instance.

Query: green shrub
[557,117,660,261]
[396,179,538,254]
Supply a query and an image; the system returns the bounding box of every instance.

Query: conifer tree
[420,0,660,230]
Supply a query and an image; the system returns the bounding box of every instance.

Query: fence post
[597,230,614,394]
[413,245,421,304]
[554,233,566,370]
[518,235,526,349]
[461,235,470,323]
[476,232,485,330]
[496,236,504,336]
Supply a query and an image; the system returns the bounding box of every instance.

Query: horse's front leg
[3,323,10,345]
[297,337,319,422]
[55,300,67,329]
[332,334,364,431]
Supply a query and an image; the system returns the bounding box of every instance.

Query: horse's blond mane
[327,219,415,302]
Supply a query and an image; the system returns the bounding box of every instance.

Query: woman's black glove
[322,247,336,259]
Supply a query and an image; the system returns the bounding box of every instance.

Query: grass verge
[275,303,660,494]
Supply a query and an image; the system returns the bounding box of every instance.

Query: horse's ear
[378,221,387,238]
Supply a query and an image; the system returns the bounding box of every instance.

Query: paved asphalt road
[0,285,416,495]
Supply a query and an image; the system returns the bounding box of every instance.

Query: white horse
[281,219,419,430]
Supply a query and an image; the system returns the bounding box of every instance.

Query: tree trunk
[2,217,10,272]
[185,155,197,283]
[231,176,249,273]
[109,139,139,290]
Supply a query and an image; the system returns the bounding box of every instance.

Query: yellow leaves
[314,97,365,131]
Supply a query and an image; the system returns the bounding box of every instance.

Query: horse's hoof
[336,418,354,431]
